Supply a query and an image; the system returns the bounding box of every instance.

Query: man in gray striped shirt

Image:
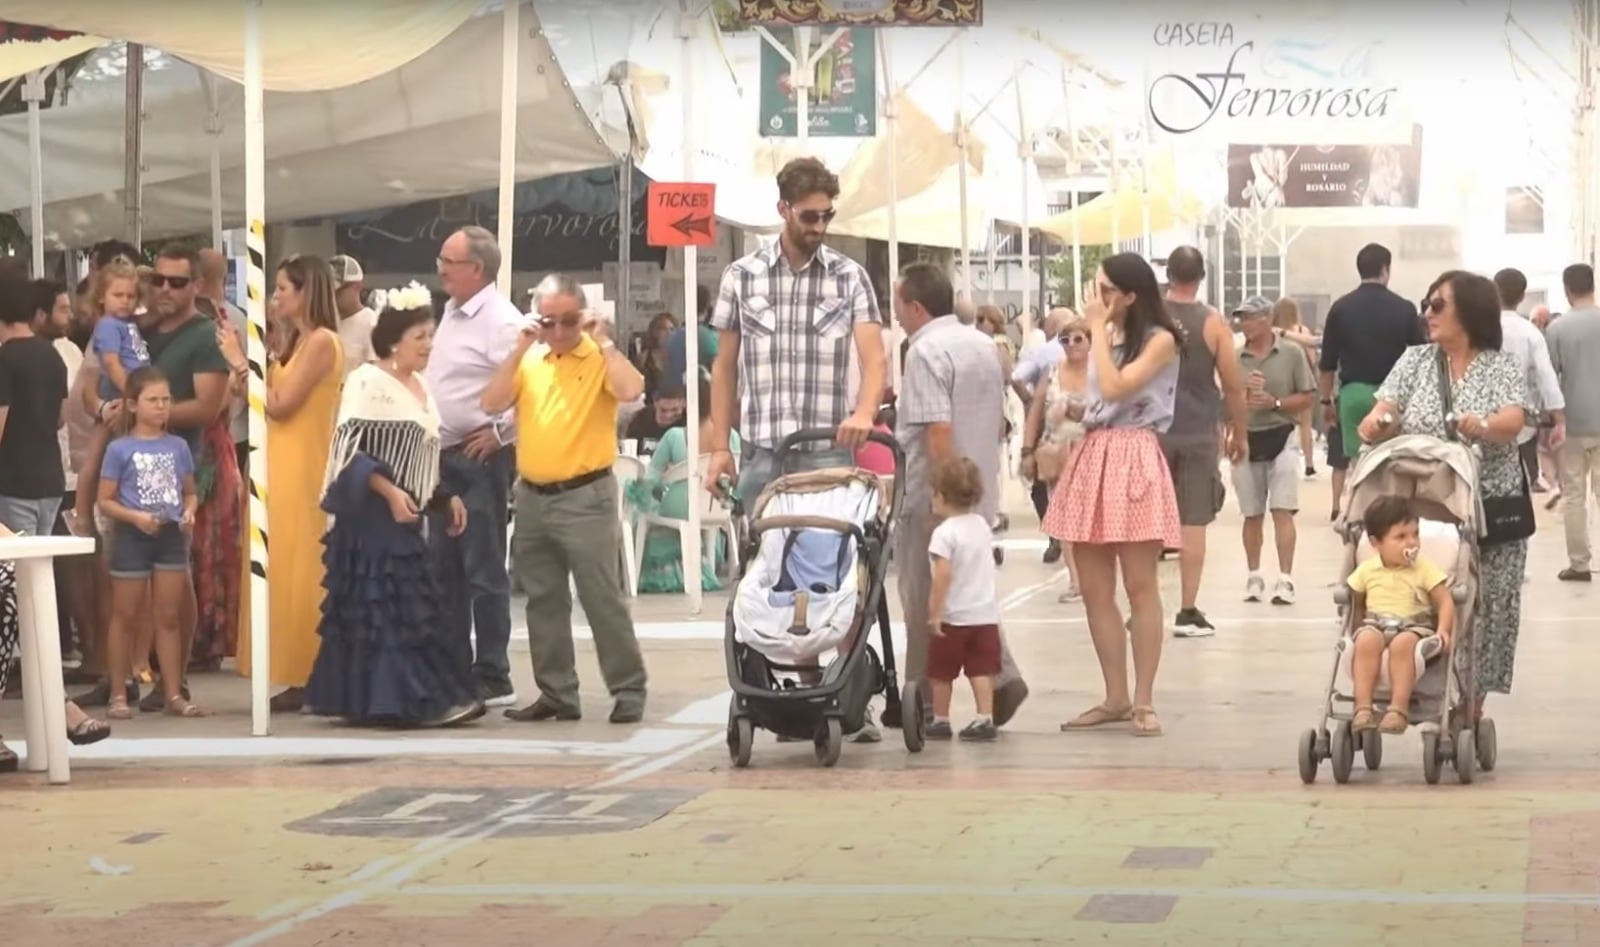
[706,158,887,505]
[893,262,1029,729]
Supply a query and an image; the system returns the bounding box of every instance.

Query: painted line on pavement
[229,727,724,946]
[395,880,1599,907]
[10,728,704,763]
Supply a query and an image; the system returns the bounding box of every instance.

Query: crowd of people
[0,150,1588,769]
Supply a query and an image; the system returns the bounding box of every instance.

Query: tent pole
[1016,75,1032,338]
[678,1,703,615]
[496,0,519,289]
[880,30,901,394]
[201,71,224,250]
[956,28,970,296]
[24,69,44,276]
[243,0,270,738]
[123,43,144,247]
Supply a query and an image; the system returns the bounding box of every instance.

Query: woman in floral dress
[1359,270,1531,721]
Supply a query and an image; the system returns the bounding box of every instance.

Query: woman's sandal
[164,696,209,718]
[107,696,132,721]
[1061,704,1133,731]
[1378,709,1409,734]
[67,716,111,746]
[1131,705,1163,737]
[1352,706,1377,732]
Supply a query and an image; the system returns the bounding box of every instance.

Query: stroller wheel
[1361,729,1382,771]
[1421,731,1443,785]
[1330,721,1355,784]
[1475,718,1497,772]
[815,717,843,767]
[901,681,926,753]
[1296,728,1320,784]
[1453,728,1476,785]
[727,702,754,769]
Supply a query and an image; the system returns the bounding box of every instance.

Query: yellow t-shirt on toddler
[1347,555,1448,622]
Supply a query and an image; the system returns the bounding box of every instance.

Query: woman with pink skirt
[1044,253,1184,737]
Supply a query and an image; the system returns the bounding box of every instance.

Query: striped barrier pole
[244,0,270,737]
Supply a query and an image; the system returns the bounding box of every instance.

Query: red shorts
[926,623,1001,682]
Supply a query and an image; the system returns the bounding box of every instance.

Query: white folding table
[2,534,95,785]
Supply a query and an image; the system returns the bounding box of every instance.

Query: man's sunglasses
[791,208,836,225]
[536,315,583,330]
[149,274,192,289]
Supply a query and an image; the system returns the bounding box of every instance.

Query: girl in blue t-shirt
[97,366,206,720]
[68,261,147,536]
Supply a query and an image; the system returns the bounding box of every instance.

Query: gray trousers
[511,474,647,712]
[895,508,1021,689]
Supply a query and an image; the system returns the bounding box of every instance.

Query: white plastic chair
[630,453,735,593]
[610,455,645,597]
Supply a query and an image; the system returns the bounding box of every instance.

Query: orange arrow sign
[647,182,717,247]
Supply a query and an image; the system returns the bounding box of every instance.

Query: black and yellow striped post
[244,0,270,737]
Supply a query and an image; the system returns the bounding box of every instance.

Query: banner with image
[1226,127,1422,209]
[759,27,876,137]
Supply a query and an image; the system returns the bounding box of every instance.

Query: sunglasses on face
[791,207,837,226]
[1096,282,1117,297]
[537,315,583,330]
[149,274,192,289]
[1062,333,1088,345]
[1425,297,1446,314]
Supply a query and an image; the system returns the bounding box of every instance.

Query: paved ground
[6,471,1600,946]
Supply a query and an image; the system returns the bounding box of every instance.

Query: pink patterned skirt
[1043,427,1182,548]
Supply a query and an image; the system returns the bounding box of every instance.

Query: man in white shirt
[330,255,376,377]
[1492,269,1566,488]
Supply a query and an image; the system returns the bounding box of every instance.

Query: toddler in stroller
[1298,433,1495,786]
[1346,496,1455,735]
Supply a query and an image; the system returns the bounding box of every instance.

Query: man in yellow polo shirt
[481,274,648,724]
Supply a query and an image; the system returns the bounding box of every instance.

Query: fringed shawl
[323,364,441,508]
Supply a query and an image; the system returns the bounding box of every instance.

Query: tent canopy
[0,6,621,247]
[0,0,481,91]
[1034,154,1203,244]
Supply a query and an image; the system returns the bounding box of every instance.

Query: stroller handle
[771,426,906,523]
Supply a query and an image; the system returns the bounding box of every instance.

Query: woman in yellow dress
[237,254,343,711]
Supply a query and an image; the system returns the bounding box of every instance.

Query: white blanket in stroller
[732,478,880,664]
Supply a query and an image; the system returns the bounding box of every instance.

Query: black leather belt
[522,468,610,496]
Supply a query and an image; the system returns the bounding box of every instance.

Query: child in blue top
[97,366,206,720]
[68,260,149,536]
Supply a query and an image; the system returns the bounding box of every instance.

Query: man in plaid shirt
[705,157,888,505]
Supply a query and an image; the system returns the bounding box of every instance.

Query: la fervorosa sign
[1146,21,1397,135]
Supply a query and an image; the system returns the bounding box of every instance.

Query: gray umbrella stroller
[1297,434,1498,786]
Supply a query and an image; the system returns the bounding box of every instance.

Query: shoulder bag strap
[1433,346,1458,442]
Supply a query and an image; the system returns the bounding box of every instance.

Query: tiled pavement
[5,474,1600,945]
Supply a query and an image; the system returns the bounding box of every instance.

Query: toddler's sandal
[1378,709,1409,734]
[1352,706,1377,731]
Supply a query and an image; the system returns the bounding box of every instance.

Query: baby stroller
[1297,434,1497,786]
[724,428,922,768]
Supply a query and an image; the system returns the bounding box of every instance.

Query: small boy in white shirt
[926,456,1003,742]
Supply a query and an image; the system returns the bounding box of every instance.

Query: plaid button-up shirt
[710,241,880,449]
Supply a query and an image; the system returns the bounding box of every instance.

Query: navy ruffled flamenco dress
[304,455,480,727]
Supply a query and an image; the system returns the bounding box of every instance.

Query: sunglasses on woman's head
[791,208,836,225]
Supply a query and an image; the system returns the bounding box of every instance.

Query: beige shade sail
[0,0,481,91]
[0,31,105,84]
[1034,155,1204,245]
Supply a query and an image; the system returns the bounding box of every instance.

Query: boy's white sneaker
[1271,576,1296,605]
[1244,573,1266,602]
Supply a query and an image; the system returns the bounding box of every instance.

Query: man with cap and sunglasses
[329,255,376,378]
[1232,295,1317,606]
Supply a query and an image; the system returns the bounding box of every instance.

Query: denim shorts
[107,520,191,579]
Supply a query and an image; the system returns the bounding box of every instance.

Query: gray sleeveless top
[1165,299,1219,439]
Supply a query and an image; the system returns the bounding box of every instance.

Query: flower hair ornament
[387,281,432,312]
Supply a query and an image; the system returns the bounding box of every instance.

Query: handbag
[1434,348,1535,547]
[1246,425,1294,463]
[1035,441,1066,481]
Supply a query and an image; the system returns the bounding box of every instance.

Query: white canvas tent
[0,9,621,246]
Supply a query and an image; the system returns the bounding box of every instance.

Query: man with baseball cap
[1232,294,1317,605]
[330,254,375,377]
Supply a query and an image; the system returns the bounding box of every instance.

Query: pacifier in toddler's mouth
[1402,545,1419,565]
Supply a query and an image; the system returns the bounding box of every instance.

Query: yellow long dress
[238,329,343,687]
